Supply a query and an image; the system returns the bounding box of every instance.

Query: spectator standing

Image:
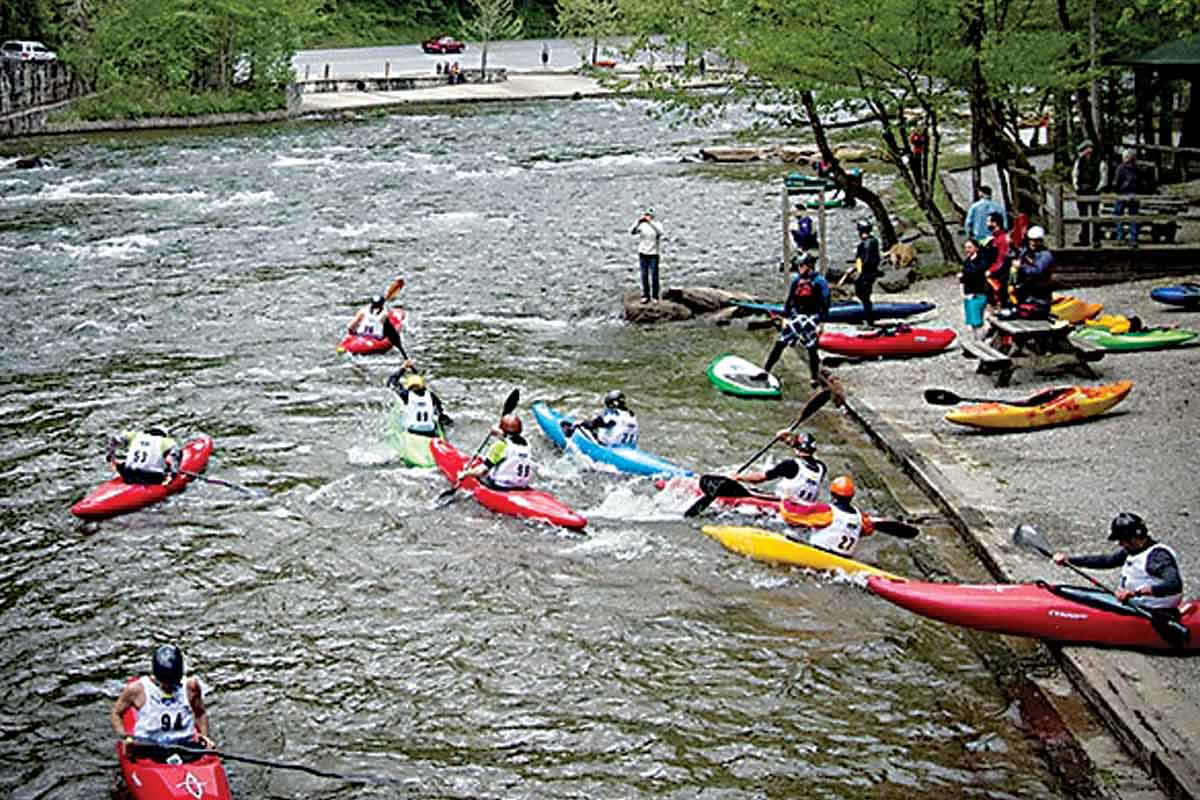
[960,238,990,340]
[1072,140,1108,247]
[849,219,881,328]
[982,212,1010,308]
[909,130,927,184]
[541,42,550,69]
[1113,149,1139,247]
[631,208,664,303]
[965,185,1007,241]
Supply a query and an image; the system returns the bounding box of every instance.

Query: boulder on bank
[877,268,917,293]
[698,146,773,162]
[624,286,758,324]
[624,292,693,323]
[662,286,754,313]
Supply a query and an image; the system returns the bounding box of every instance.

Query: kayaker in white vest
[387,363,450,434]
[782,475,876,557]
[347,277,407,355]
[110,644,214,761]
[1053,512,1184,610]
[106,427,181,486]
[459,414,536,490]
[570,390,640,447]
[736,431,827,504]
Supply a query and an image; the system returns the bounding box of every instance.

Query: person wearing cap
[630,208,665,303]
[847,219,881,328]
[106,427,181,486]
[347,277,407,355]
[781,474,875,557]
[1053,513,1183,610]
[569,389,639,447]
[1113,148,1139,247]
[760,252,829,388]
[735,431,827,504]
[965,185,1007,241]
[458,414,536,490]
[111,644,214,761]
[388,361,449,434]
[1072,140,1108,247]
[1009,224,1054,319]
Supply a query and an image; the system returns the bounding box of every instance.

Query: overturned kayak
[1050,295,1103,324]
[944,381,1133,430]
[819,325,956,358]
[731,300,936,324]
[1150,283,1200,309]
[71,436,214,520]
[431,438,587,530]
[704,525,903,578]
[867,577,1200,651]
[1071,326,1197,351]
[336,308,406,355]
[706,354,781,399]
[530,401,690,477]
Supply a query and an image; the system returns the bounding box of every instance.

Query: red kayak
[432,438,587,530]
[654,476,781,514]
[818,325,956,358]
[72,436,214,520]
[117,678,232,800]
[868,577,1200,651]
[336,308,406,355]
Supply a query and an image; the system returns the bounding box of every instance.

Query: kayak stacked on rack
[531,401,691,478]
[71,436,215,520]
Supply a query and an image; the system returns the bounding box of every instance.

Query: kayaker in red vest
[106,427,181,486]
[347,277,407,355]
[568,390,640,447]
[780,475,875,557]
[459,414,536,490]
[1053,513,1184,609]
[111,644,214,761]
[736,432,827,504]
[759,253,830,388]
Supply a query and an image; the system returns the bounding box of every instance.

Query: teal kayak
[1071,327,1197,352]
[531,401,691,478]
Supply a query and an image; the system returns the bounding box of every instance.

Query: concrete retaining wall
[1,60,89,138]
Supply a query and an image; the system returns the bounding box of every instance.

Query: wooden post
[782,184,791,267]
[304,64,310,81]
[385,61,390,79]
[1054,183,1065,248]
[818,188,828,274]
[324,64,330,80]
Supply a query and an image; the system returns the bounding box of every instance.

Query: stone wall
[1,61,85,117]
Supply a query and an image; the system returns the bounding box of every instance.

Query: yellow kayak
[701,525,905,579]
[945,380,1133,430]
[1051,295,1103,324]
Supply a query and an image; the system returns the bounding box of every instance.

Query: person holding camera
[630,208,664,303]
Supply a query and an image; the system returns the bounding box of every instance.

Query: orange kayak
[944,381,1133,430]
[1051,295,1103,324]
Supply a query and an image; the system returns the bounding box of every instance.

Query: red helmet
[499,414,522,435]
[830,475,856,499]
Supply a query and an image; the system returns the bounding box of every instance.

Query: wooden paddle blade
[923,388,964,406]
[873,518,919,539]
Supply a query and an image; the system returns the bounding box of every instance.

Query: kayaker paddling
[1053,513,1184,611]
[111,644,215,760]
[781,475,875,557]
[346,277,407,356]
[458,414,536,490]
[567,390,639,446]
[736,431,827,504]
[388,362,450,434]
[107,427,181,486]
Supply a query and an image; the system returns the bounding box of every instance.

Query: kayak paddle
[177,469,264,498]
[871,518,919,539]
[436,388,520,506]
[683,388,831,519]
[923,387,1067,407]
[130,739,403,786]
[1011,523,1190,647]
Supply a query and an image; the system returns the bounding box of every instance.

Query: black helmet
[791,432,816,453]
[856,219,873,234]
[146,426,169,438]
[369,294,385,311]
[152,644,184,689]
[1108,512,1148,541]
[604,390,626,409]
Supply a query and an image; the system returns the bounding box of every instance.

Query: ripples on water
[0,100,1059,797]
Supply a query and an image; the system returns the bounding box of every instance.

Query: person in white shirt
[110,644,214,762]
[630,208,664,303]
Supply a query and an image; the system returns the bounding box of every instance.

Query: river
[0,98,1065,797]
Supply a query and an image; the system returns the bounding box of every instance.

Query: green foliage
[53,81,288,121]
[459,0,523,72]
[555,0,619,62]
[0,0,52,43]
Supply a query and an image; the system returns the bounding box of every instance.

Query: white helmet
[1026,225,1046,240]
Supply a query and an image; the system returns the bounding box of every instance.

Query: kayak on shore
[1150,283,1200,309]
[431,437,587,530]
[530,401,691,478]
[71,436,214,520]
[1071,326,1197,351]
[867,577,1200,651]
[731,299,936,324]
[703,524,904,578]
[706,354,781,399]
[818,325,956,358]
[336,308,406,355]
[1051,295,1103,324]
[943,381,1133,431]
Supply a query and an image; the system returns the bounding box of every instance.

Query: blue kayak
[1150,284,1200,309]
[531,401,692,478]
[732,299,935,323]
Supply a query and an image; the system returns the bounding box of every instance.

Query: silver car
[1,40,57,62]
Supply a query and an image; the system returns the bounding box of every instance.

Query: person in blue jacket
[759,252,829,388]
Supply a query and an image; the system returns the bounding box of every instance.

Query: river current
[1,98,1062,797]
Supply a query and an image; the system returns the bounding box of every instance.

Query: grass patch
[52,85,287,122]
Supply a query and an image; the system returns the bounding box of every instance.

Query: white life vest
[776,458,826,504]
[124,433,167,473]
[131,676,195,744]
[807,504,864,557]
[358,307,386,339]
[490,440,535,489]
[596,409,639,447]
[404,390,437,434]
[1120,543,1183,609]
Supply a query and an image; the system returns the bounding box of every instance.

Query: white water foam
[57,233,160,261]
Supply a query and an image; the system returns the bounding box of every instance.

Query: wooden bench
[979,317,1104,385]
[960,336,1014,386]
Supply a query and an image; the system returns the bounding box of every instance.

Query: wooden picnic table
[958,317,1105,386]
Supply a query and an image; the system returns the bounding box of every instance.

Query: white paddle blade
[1011,523,1051,554]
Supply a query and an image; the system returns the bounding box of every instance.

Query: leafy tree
[459,0,523,79]
[555,0,619,66]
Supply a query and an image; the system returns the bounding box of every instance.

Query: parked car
[1,40,57,62]
[421,36,465,55]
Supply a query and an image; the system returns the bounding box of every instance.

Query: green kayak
[1071,327,1197,352]
[706,353,781,399]
[389,407,445,468]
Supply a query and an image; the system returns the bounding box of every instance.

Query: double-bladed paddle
[128,739,403,785]
[923,387,1066,407]
[436,388,520,506]
[176,469,264,498]
[683,388,832,518]
[871,518,919,539]
[1011,523,1190,647]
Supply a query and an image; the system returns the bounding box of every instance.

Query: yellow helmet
[404,374,425,390]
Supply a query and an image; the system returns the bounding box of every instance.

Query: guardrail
[1048,186,1200,248]
[295,67,507,94]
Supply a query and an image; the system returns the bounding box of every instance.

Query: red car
[422,36,465,55]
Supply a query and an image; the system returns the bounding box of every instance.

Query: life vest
[124,433,168,474]
[404,390,437,434]
[807,504,864,557]
[1120,544,1183,609]
[776,458,826,504]
[358,307,386,339]
[596,409,639,447]
[490,440,534,489]
[131,676,195,744]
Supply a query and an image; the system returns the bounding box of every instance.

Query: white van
[1,41,57,62]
